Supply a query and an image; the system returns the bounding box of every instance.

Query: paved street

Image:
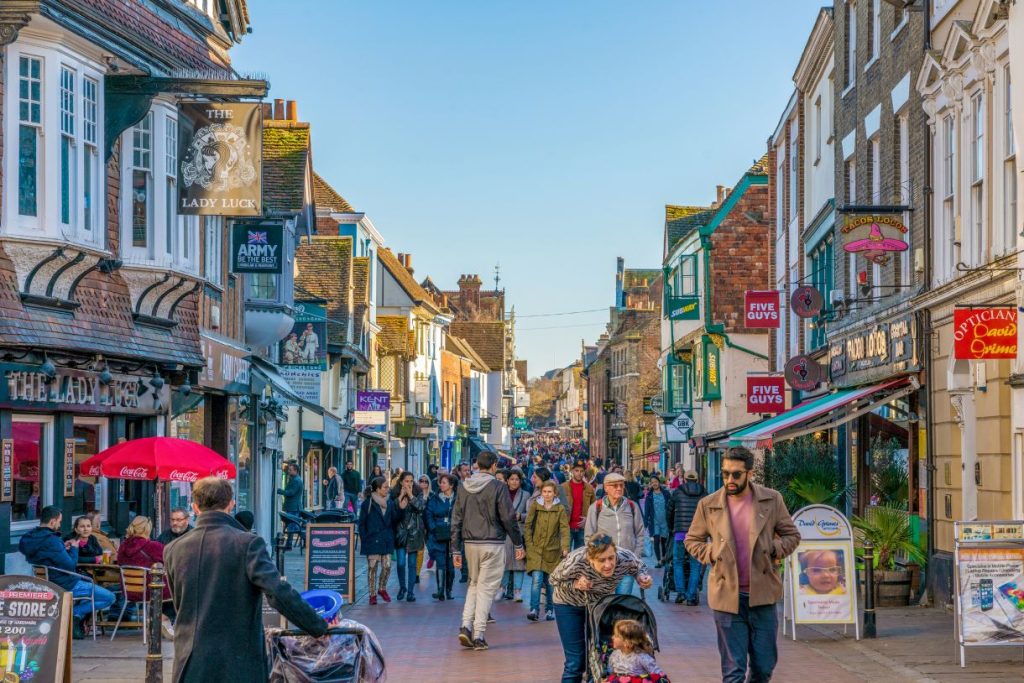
[70,550,1024,682]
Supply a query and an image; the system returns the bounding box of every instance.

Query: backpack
[595,497,640,516]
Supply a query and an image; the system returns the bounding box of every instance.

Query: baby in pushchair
[604,619,668,683]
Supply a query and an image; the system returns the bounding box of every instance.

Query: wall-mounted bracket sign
[667,296,700,321]
[745,291,781,328]
[841,214,909,265]
[791,286,824,319]
[747,375,785,414]
[785,355,822,391]
[953,307,1017,360]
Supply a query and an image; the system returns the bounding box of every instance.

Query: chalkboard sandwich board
[0,575,73,682]
[304,523,355,605]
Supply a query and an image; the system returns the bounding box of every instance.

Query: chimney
[714,185,730,207]
[287,100,297,122]
[261,102,272,120]
[615,257,625,309]
[404,253,413,275]
[273,98,285,120]
[459,274,482,309]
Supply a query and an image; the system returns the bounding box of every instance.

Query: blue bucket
[300,589,344,622]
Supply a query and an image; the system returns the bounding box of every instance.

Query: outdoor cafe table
[78,562,122,588]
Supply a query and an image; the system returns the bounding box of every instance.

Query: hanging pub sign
[953,307,1017,360]
[791,286,824,319]
[667,296,700,321]
[177,102,261,216]
[479,417,492,434]
[785,355,822,391]
[602,400,616,414]
[841,214,909,264]
[745,291,781,329]
[231,220,284,274]
[747,376,785,414]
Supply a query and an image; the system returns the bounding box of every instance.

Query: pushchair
[656,541,704,603]
[587,594,660,683]
[267,621,386,683]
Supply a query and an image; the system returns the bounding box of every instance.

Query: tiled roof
[445,334,491,372]
[313,173,355,214]
[449,321,506,371]
[623,269,661,289]
[0,249,202,366]
[665,205,713,253]
[351,257,369,341]
[263,122,310,214]
[378,315,413,356]
[378,248,438,313]
[295,237,352,346]
[747,153,770,177]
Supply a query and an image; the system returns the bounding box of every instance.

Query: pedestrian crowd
[339,434,802,683]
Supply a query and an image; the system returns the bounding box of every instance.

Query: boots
[445,562,455,599]
[368,562,379,605]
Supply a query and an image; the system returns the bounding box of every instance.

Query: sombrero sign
[841,214,908,265]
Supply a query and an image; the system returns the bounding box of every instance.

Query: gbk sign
[747,376,785,414]
[231,221,284,273]
[744,291,780,329]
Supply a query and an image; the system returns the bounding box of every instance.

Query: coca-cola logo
[119,466,150,479]
[84,465,101,477]
[213,469,231,479]
[168,470,199,483]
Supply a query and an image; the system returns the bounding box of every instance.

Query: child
[605,619,668,683]
[524,479,569,621]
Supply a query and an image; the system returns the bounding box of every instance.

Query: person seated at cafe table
[64,515,104,564]
[19,505,116,639]
[157,507,193,544]
[118,515,176,638]
[87,510,118,553]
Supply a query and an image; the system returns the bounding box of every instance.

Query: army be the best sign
[231,222,284,273]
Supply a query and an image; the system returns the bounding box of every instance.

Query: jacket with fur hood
[451,472,524,549]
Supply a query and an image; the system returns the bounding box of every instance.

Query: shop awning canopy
[727,376,918,449]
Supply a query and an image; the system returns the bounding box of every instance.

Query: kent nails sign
[231,221,284,273]
[953,307,1017,360]
[745,291,780,329]
[177,103,262,216]
[747,376,785,414]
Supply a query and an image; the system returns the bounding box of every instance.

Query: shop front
[1,360,172,573]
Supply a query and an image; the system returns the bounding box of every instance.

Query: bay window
[18,55,42,219]
[60,66,76,228]
[83,77,100,237]
[131,114,153,253]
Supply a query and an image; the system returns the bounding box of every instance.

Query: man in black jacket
[341,460,362,515]
[668,470,707,605]
[278,461,304,548]
[451,451,525,651]
[165,477,326,683]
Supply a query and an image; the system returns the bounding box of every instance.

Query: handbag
[433,519,452,542]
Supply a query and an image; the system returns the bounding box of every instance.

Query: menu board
[0,575,72,682]
[1,439,12,503]
[304,523,355,603]
[62,439,75,497]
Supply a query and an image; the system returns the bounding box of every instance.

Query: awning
[728,376,918,449]
[249,355,346,447]
[356,429,386,443]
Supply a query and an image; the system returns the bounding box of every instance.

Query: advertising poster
[177,102,261,216]
[791,543,855,623]
[0,575,73,682]
[279,303,327,403]
[957,547,1024,644]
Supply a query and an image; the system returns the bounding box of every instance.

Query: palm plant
[757,436,851,513]
[869,437,909,508]
[852,505,925,570]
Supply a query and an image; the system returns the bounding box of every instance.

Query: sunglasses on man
[720,470,749,481]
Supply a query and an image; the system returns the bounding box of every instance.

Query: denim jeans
[504,569,525,593]
[553,603,588,683]
[343,492,357,515]
[72,580,115,620]
[395,548,418,593]
[673,539,702,601]
[615,574,636,595]
[713,594,779,683]
[529,570,552,612]
[569,528,585,551]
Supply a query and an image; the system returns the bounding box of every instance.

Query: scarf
[371,492,388,515]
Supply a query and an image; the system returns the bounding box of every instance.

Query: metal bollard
[862,541,876,638]
[275,532,286,576]
[145,563,165,683]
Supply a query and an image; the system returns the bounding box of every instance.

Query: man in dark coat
[278,461,304,548]
[165,477,326,683]
[668,469,707,605]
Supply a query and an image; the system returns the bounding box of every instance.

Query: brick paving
[69,549,1024,682]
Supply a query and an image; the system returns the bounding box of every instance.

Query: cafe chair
[32,565,97,641]
[110,565,152,644]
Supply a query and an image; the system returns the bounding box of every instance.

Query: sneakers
[472,638,489,651]
[161,616,175,640]
[458,626,474,648]
[545,609,555,621]
[378,589,392,603]
[487,613,496,623]
[369,595,378,606]
[396,588,407,601]
[527,609,539,621]
[513,589,523,603]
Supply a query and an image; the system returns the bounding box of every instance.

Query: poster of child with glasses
[792,545,854,622]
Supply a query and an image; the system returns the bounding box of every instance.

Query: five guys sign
[747,376,785,414]
[745,291,780,328]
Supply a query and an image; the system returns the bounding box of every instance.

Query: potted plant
[852,505,925,607]
[757,436,851,513]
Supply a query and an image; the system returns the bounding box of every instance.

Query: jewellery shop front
[0,361,172,573]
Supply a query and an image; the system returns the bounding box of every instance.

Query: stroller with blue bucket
[587,593,666,683]
[266,590,387,682]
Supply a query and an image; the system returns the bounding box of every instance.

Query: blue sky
[234,0,827,376]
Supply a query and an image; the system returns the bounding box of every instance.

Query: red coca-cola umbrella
[91,437,236,482]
